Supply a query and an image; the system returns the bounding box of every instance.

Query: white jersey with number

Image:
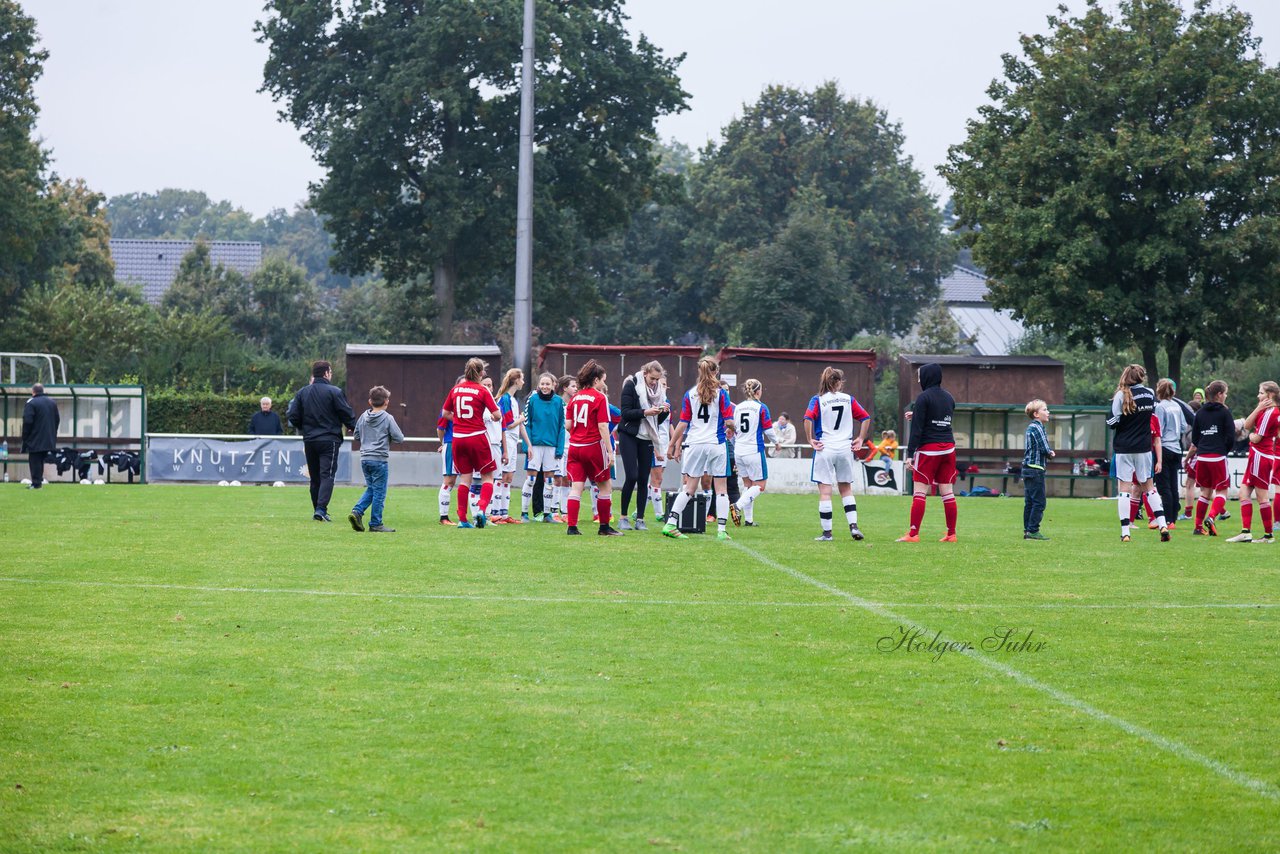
[680,387,735,445]
[804,391,870,445]
[734,399,776,456]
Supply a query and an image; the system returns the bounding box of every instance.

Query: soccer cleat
[895,532,919,543]
[850,524,864,541]
[457,520,474,529]
[348,510,365,532]
[1226,531,1253,543]
[313,511,331,522]
[814,532,834,542]
[706,513,716,524]
[1121,534,1131,542]
[1160,526,1171,542]
[1024,531,1049,540]
[661,522,687,539]
[554,513,568,524]
[939,533,957,543]
[728,503,742,527]
[1147,520,1160,530]
[716,530,731,541]
[521,513,531,522]
[744,521,758,527]
[618,517,633,531]
[1167,522,1177,530]
[1192,527,1206,536]
[634,519,648,532]
[1205,517,1218,536]
[1218,510,1231,521]
[599,526,624,537]
[542,512,555,523]
[1254,534,1274,543]
[475,511,487,529]
[566,526,582,536]
[368,524,396,533]
[439,517,455,526]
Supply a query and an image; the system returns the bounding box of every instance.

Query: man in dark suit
[287,360,356,521]
[249,396,284,435]
[22,384,60,489]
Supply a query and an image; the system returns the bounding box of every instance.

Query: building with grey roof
[938,265,1027,356]
[110,239,263,304]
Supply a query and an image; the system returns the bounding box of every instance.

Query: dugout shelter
[0,383,147,483]
[344,344,503,439]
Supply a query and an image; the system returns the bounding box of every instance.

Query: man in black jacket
[249,397,284,435]
[287,361,356,521]
[22,384,60,489]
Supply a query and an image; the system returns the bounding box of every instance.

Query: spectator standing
[1021,399,1054,540]
[616,360,669,530]
[349,385,404,533]
[1154,379,1187,525]
[287,360,356,522]
[22,383,60,490]
[249,397,284,435]
[769,413,799,458]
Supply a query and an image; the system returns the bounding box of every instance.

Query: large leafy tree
[257,0,687,344]
[689,82,951,343]
[943,0,1280,385]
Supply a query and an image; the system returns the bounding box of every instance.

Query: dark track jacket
[287,378,356,442]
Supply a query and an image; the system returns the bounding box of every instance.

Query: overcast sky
[25,0,1280,217]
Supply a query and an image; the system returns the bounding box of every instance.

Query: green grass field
[2,483,1277,851]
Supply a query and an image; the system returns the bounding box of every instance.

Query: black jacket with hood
[1191,400,1235,457]
[287,377,356,442]
[906,363,955,457]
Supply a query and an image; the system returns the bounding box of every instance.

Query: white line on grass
[729,541,1280,802]
[0,577,1276,612]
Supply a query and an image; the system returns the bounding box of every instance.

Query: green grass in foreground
[1,483,1277,851]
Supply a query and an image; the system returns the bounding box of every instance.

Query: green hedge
[147,390,294,435]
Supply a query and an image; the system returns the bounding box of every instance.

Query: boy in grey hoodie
[349,385,405,532]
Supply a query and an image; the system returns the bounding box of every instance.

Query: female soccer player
[728,379,781,528]
[804,368,871,541]
[663,357,736,541]
[493,369,530,523]
[479,376,505,520]
[1106,364,1169,542]
[898,363,959,542]
[552,375,578,521]
[1189,380,1234,536]
[435,374,464,526]
[520,372,565,523]
[564,360,621,536]
[1226,381,1280,543]
[440,358,505,528]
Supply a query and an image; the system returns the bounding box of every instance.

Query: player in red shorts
[564,359,622,536]
[441,357,505,529]
[898,362,958,542]
[1188,380,1233,536]
[1227,381,1280,543]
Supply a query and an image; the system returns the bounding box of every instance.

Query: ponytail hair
[1155,379,1175,401]
[819,366,844,395]
[742,378,763,401]
[1116,364,1146,415]
[695,357,720,405]
[576,359,606,391]
[1263,381,1280,408]
[1206,379,1228,401]
[464,357,487,383]
[497,368,523,398]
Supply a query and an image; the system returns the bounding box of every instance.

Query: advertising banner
[147,437,351,483]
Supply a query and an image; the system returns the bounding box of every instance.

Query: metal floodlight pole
[513,0,535,377]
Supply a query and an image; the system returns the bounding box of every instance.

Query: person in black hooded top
[898,363,958,542]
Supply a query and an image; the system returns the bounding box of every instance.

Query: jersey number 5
[739,411,750,434]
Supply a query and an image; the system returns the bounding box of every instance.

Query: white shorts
[812,448,857,485]
[682,443,728,478]
[525,445,559,473]
[490,442,503,469]
[1114,452,1154,484]
[736,450,767,482]
[501,434,519,474]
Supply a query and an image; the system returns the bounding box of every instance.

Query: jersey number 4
[698,402,711,422]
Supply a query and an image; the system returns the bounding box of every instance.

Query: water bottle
[1072,460,1081,475]
[1,438,8,482]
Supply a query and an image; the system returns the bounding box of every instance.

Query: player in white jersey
[663,357,736,540]
[728,379,780,528]
[493,369,530,523]
[804,366,872,541]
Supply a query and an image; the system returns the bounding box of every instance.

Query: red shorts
[912,449,957,486]
[566,443,610,484]
[1184,455,1196,476]
[451,433,497,475]
[1243,450,1276,490]
[1193,456,1228,491]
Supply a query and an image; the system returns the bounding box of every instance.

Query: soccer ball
[218,480,230,487]
[79,478,91,485]
[93,479,105,485]
[20,478,31,485]
[272,481,285,487]
[229,480,242,487]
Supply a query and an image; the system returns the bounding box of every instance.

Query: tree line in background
[4,0,1280,421]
